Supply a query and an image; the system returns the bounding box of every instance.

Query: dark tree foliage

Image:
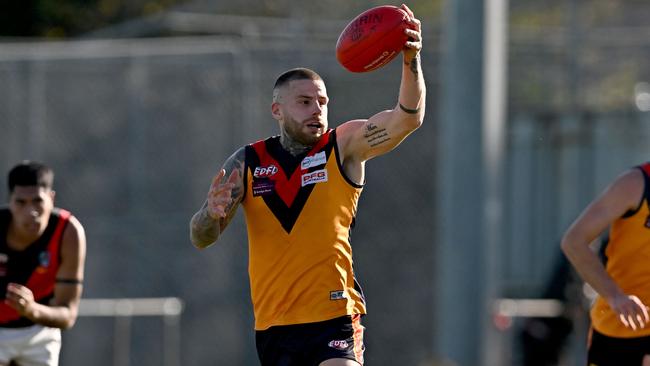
[0,0,182,38]
[0,0,438,38]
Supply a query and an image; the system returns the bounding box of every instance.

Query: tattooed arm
[190,147,245,249]
[337,4,425,182]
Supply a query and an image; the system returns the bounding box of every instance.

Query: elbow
[411,116,424,130]
[560,235,570,254]
[405,115,423,133]
[190,233,214,250]
[399,110,424,131]
[408,105,425,130]
[560,233,577,259]
[57,308,79,330]
[61,317,76,330]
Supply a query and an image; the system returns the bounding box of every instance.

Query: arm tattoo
[399,103,420,114]
[405,54,421,79]
[364,122,391,148]
[190,148,246,248]
[190,201,219,248]
[219,150,245,229]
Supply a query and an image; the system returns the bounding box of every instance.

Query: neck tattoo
[280,131,312,157]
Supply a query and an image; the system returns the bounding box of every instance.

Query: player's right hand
[5,283,35,317]
[206,169,240,220]
[401,4,422,59]
[608,293,650,330]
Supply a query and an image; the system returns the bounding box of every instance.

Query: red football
[336,5,410,73]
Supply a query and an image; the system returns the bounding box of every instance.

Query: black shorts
[587,328,650,366]
[255,314,365,366]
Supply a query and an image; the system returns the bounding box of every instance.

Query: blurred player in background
[0,161,86,366]
[190,5,424,365]
[562,162,650,366]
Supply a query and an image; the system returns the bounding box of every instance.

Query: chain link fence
[0,15,648,365]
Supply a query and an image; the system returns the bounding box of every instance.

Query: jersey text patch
[301,169,328,187]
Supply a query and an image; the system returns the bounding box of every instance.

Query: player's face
[273,79,329,145]
[9,186,55,238]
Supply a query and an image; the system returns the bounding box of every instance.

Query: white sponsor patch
[330,290,346,300]
[301,151,327,169]
[328,340,349,350]
[301,169,328,187]
[253,165,278,178]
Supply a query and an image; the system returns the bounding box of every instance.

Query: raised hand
[401,4,422,59]
[206,168,240,220]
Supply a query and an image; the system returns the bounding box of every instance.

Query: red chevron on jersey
[246,130,335,233]
[0,208,71,327]
[641,162,650,178]
[250,131,331,208]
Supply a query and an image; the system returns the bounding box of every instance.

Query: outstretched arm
[190,147,245,249]
[337,4,426,165]
[561,168,650,330]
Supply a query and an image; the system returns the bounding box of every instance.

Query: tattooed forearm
[190,202,220,248]
[364,123,392,147]
[223,150,246,207]
[190,147,246,249]
[405,54,420,79]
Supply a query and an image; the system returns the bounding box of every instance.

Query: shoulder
[60,213,86,255]
[611,168,644,191]
[334,120,368,148]
[224,146,247,170]
[229,146,247,159]
[602,168,645,211]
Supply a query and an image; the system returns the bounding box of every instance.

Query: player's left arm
[8,216,86,329]
[561,169,650,329]
[338,4,425,163]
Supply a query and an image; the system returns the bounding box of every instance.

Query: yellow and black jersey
[242,128,366,330]
[591,162,650,337]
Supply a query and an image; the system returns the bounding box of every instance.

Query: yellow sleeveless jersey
[591,162,650,337]
[242,128,366,330]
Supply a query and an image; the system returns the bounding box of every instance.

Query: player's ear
[271,102,282,120]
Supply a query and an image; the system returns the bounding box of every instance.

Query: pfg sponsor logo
[253,165,278,178]
[328,339,349,350]
[301,169,328,187]
[301,151,327,169]
[330,290,346,300]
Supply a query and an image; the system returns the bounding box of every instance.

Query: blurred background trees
[0,0,439,38]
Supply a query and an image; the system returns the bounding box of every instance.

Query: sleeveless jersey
[0,207,71,328]
[242,128,366,330]
[591,163,650,337]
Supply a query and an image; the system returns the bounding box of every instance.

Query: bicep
[54,217,86,306]
[567,170,644,243]
[339,110,417,162]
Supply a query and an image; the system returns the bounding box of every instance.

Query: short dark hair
[8,161,54,193]
[273,68,323,93]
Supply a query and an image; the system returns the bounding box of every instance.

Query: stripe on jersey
[245,131,334,233]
